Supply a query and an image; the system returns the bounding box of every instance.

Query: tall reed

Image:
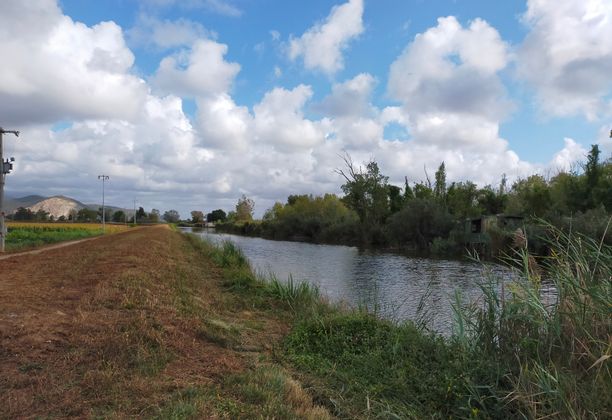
[454,222,611,417]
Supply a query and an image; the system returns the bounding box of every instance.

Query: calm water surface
[186,228,515,333]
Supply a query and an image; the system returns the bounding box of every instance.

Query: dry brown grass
[0,225,328,418]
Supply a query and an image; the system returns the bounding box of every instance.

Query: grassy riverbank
[2,225,609,418]
[196,224,611,418]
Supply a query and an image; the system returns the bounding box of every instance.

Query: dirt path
[0,225,301,418]
[0,226,144,261]
[0,236,101,260]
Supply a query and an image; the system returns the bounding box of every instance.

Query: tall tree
[207,209,227,223]
[434,161,447,202]
[235,195,255,221]
[191,210,205,224]
[149,209,161,223]
[584,144,603,208]
[112,210,125,223]
[388,185,404,214]
[136,206,147,222]
[337,154,389,228]
[447,181,480,218]
[163,209,180,223]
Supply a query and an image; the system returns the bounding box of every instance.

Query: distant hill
[28,196,87,219]
[4,195,47,213]
[5,194,131,219]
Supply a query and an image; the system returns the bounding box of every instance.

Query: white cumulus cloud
[0,0,147,125]
[253,85,327,152]
[518,0,612,120]
[128,15,213,49]
[152,39,240,97]
[288,0,364,75]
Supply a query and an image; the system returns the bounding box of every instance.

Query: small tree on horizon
[191,210,205,224]
[163,209,180,223]
[235,195,254,221]
[207,209,227,223]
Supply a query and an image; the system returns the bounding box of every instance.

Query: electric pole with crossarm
[0,127,20,252]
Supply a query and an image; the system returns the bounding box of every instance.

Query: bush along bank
[217,147,612,258]
[189,223,612,419]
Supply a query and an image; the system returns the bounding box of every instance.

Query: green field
[5,223,128,252]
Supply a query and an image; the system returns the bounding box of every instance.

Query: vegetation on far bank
[216,145,611,257]
[5,222,131,252]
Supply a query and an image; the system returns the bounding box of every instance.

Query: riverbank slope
[2,225,609,418]
[0,225,328,418]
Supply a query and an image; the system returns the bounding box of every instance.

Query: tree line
[218,145,611,256]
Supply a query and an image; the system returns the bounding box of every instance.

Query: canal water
[186,228,515,333]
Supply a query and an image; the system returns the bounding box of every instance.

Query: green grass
[6,225,102,251]
[266,274,321,312]
[284,312,468,418]
[185,235,321,313]
[186,224,611,419]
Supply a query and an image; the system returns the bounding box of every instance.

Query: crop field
[5,222,131,252]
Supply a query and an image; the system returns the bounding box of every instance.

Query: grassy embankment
[5,222,131,252]
[2,223,609,418]
[0,225,329,418]
[188,222,611,418]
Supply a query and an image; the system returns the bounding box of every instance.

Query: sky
[1,0,611,217]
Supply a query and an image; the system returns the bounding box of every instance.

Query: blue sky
[1,0,610,215]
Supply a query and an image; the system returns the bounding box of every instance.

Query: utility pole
[133,199,137,225]
[98,175,109,231]
[0,127,19,253]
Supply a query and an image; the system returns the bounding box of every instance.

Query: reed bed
[453,222,612,418]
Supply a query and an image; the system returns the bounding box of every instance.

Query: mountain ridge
[5,195,129,219]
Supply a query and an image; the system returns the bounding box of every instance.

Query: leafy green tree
[337,155,390,229]
[207,209,227,223]
[595,159,612,211]
[403,176,414,202]
[388,185,404,214]
[163,209,180,223]
[136,207,147,222]
[507,175,551,217]
[548,171,582,215]
[191,210,204,224]
[262,194,358,242]
[477,185,506,215]
[584,144,601,196]
[235,195,254,221]
[446,181,480,219]
[413,182,433,200]
[13,207,34,220]
[386,198,454,250]
[434,162,447,202]
[149,209,160,223]
[77,208,97,222]
[112,210,125,222]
